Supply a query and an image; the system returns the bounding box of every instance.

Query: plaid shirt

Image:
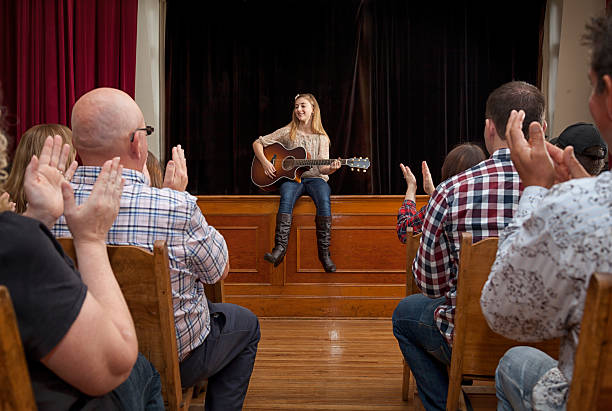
[51,167,228,361]
[412,148,522,345]
[397,199,426,242]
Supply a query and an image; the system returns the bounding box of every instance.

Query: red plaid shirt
[412,148,523,345]
[397,199,426,242]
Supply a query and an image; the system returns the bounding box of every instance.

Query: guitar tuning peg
[351,168,354,171]
[362,169,366,172]
[359,156,362,160]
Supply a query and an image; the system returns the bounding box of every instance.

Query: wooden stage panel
[197,195,430,317]
[293,225,404,273]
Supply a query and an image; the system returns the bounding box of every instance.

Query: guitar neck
[293,159,348,166]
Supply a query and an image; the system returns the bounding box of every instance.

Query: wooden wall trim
[197,195,430,317]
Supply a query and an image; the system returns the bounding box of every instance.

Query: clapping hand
[506,110,589,188]
[0,192,16,212]
[63,157,124,245]
[163,144,188,191]
[23,135,73,227]
[421,161,435,195]
[400,163,417,201]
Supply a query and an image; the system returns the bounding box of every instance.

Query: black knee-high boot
[264,213,292,267]
[315,215,336,272]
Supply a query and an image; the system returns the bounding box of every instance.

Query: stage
[197,195,429,317]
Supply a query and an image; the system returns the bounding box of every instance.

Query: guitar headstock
[346,157,370,172]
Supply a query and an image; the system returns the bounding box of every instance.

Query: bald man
[52,88,260,411]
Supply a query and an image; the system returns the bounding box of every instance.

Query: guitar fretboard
[293,159,348,166]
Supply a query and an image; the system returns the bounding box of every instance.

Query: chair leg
[402,359,410,401]
[180,386,195,411]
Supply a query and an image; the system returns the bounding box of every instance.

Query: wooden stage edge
[197,195,429,317]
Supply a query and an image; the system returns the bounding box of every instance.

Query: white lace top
[258,126,330,181]
[481,172,612,410]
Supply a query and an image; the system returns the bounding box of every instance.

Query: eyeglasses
[130,125,154,142]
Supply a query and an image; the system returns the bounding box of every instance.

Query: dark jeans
[278,177,331,216]
[82,353,164,410]
[179,302,260,411]
[392,294,451,411]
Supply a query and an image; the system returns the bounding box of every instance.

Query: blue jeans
[278,178,331,216]
[392,294,451,411]
[83,353,164,410]
[179,302,260,411]
[495,346,558,411]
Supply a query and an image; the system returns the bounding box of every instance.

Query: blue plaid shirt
[52,167,228,361]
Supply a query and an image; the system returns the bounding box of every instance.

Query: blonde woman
[4,124,77,213]
[252,93,341,272]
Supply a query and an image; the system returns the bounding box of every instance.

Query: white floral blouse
[481,171,612,410]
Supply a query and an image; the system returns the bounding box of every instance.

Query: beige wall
[544,0,606,138]
[135,0,164,161]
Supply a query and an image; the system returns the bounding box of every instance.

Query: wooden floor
[243,318,408,411]
[190,318,496,410]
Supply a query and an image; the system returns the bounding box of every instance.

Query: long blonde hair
[4,124,75,213]
[288,93,329,142]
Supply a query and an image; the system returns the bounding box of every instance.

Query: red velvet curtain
[0,0,138,146]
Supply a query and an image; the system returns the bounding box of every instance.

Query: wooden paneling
[197,195,430,317]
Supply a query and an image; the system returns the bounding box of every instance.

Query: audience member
[480,13,612,411]
[144,150,164,188]
[548,122,607,175]
[0,130,164,408]
[52,87,260,411]
[4,124,77,213]
[397,143,486,241]
[392,81,546,410]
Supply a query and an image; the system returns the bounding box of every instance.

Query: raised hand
[422,161,435,195]
[63,157,124,245]
[163,144,188,191]
[23,135,72,227]
[562,146,590,179]
[505,110,556,188]
[0,192,16,212]
[56,139,78,181]
[543,135,590,184]
[400,163,417,201]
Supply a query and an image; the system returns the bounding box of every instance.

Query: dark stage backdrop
[165,0,546,195]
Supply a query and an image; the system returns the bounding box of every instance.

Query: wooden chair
[0,286,37,411]
[401,228,422,403]
[446,233,559,411]
[59,238,223,411]
[567,272,612,411]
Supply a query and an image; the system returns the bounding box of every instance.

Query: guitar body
[251,142,310,191]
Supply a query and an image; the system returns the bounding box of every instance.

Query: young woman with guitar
[252,93,341,272]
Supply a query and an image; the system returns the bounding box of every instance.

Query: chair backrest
[446,232,559,411]
[567,272,612,411]
[58,238,183,411]
[405,228,422,296]
[0,286,37,410]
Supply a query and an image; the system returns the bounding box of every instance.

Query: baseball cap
[549,122,608,159]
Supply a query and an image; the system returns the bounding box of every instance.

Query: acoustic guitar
[251,142,371,191]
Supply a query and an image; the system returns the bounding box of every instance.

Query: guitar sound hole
[282,157,295,170]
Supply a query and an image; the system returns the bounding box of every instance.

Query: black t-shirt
[0,211,89,409]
